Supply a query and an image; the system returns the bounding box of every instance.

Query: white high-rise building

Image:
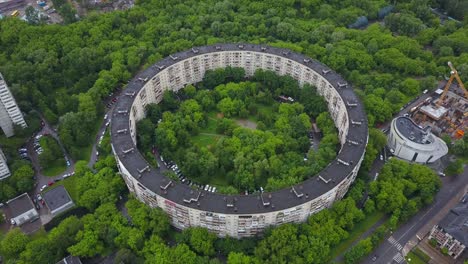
[0,72,27,137]
[0,147,11,180]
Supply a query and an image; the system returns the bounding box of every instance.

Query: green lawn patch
[192,133,224,148]
[330,211,386,259]
[39,136,67,177]
[41,159,67,177]
[46,175,79,201]
[73,144,93,161]
[405,250,428,264]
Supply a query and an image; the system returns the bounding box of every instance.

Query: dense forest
[137,67,338,193]
[0,0,465,263]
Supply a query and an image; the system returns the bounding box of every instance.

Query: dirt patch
[216,113,224,118]
[236,119,257,129]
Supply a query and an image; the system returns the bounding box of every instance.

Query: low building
[387,116,448,163]
[428,197,467,259]
[0,147,11,180]
[6,193,39,226]
[56,255,82,264]
[43,186,74,217]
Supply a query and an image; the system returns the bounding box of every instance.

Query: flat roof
[438,200,468,246]
[43,186,73,211]
[395,116,433,144]
[6,193,35,217]
[419,105,448,120]
[110,44,368,214]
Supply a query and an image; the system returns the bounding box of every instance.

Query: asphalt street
[361,166,468,264]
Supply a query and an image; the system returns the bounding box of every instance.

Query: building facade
[387,116,448,163]
[0,147,10,180]
[110,44,368,238]
[0,72,27,137]
[428,198,467,259]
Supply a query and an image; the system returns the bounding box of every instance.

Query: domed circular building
[110,44,368,238]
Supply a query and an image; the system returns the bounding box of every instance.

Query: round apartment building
[110,44,368,238]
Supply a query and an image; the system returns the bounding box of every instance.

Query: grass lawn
[192,133,224,148]
[41,158,67,177]
[46,175,79,201]
[330,211,386,259]
[405,250,428,264]
[74,144,93,161]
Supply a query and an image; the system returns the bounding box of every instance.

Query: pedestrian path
[388,236,403,251]
[392,252,404,263]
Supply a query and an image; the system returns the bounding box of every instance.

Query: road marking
[387,236,403,251]
[392,252,404,263]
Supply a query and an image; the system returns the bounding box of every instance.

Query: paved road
[361,165,468,264]
[88,92,123,169]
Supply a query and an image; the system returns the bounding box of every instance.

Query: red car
[48,181,54,186]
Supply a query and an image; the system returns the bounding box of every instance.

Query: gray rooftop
[395,116,433,144]
[6,193,36,217]
[110,43,368,214]
[438,199,468,246]
[43,185,74,211]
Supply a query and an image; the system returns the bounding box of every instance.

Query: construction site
[412,62,468,140]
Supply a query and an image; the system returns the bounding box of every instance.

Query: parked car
[40,185,47,192]
[36,194,43,201]
[48,181,54,186]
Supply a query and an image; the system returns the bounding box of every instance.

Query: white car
[380,155,383,161]
[104,114,108,120]
[40,184,47,192]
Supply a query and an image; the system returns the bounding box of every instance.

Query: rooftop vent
[138,77,148,82]
[122,147,134,154]
[318,175,331,183]
[282,51,289,55]
[260,193,270,206]
[138,166,150,174]
[158,65,165,70]
[169,55,178,61]
[215,46,222,50]
[347,139,359,146]
[303,58,310,63]
[191,48,199,53]
[322,69,331,75]
[351,120,362,126]
[346,101,357,107]
[160,180,172,190]
[291,186,304,198]
[183,191,201,204]
[261,47,267,51]
[238,44,244,49]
